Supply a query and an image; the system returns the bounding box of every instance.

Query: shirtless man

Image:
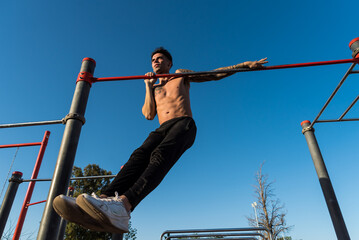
[53,47,268,234]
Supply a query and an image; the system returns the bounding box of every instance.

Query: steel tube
[22,174,116,182]
[57,187,74,240]
[0,172,23,237]
[0,142,42,149]
[94,58,359,82]
[310,63,357,128]
[166,232,265,239]
[13,131,50,240]
[169,238,256,240]
[112,233,124,240]
[26,200,47,207]
[37,58,95,240]
[0,120,63,129]
[338,95,359,120]
[315,118,359,123]
[301,121,350,240]
[161,228,270,240]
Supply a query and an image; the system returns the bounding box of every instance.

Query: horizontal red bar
[26,200,46,207]
[0,142,42,148]
[93,58,359,82]
[263,58,358,70]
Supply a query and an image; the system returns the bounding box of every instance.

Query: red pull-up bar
[76,38,359,85]
[91,58,359,83]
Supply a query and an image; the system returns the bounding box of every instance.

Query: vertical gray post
[37,58,96,240]
[56,187,74,240]
[0,171,23,237]
[301,120,350,240]
[112,233,124,240]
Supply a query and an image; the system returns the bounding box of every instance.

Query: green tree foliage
[71,164,113,197]
[124,221,137,240]
[64,164,137,240]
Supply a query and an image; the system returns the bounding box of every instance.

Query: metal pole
[301,120,350,240]
[56,187,74,240]
[0,142,42,149]
[37,58,96,240]
[309,63,357,128]
[0,172,23,237]
[251,202,259,227]
[112,233,124,240]
[0,120,63,129]
[161,228,270,240]
[316,118,359,123]
[22,174,116,182]
[94,58,359,82]
[13,131,50,240]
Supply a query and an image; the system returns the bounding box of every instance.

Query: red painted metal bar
[26,200,46,207]
[13,131,50,240]
[93,58,359,83]
[0,142,42,149]
[262,58,358,70]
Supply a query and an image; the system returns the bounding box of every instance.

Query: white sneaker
[53,195,105,232]
[76,192,130,233]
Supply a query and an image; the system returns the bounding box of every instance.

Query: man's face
[151,53,172,74]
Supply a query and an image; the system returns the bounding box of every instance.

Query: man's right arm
[142,73,157,120]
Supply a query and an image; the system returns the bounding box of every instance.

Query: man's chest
[153,78,187,100]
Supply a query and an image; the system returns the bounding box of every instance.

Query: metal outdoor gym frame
[160,227,271,240]
[0,131,50,239]
[0,132,118,239]
[0,37,358,240]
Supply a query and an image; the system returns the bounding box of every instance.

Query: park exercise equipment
[0,169,116,239]
[161,227,271,240]
[0,132,117,239]
[0,131,50,239]
[0,37,358,240]
[296,37,359,240]
[0,172,23,237]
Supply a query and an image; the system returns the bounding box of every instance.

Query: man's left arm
[184,58,268,83]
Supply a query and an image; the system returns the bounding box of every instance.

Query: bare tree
[247,163,292,240]
[2,220,34,240]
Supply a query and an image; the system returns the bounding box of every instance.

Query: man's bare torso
[153,75,192,125]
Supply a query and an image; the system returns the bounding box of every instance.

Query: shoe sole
[76,194,128,233]
[53,195,121,233]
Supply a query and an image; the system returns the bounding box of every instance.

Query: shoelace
[90,192,122,202]
[89,192,131,216]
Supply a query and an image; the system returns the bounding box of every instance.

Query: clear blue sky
[1,1,358,239]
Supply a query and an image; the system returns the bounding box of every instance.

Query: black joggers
[101,116,197,210]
